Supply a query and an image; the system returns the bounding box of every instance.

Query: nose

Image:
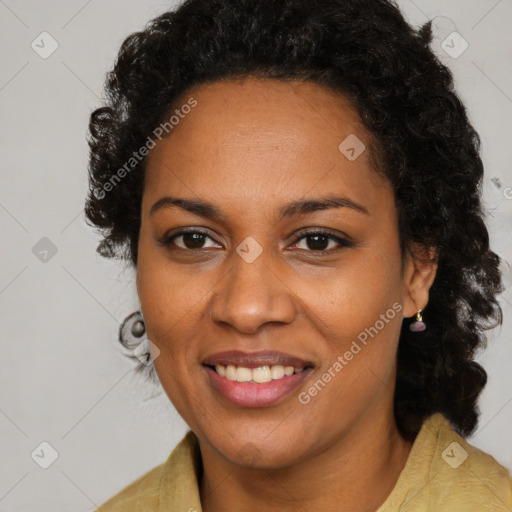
[209,248,297,334]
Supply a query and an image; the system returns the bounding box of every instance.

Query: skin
[136,77,437,511]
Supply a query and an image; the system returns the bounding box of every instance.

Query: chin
[210,429,307,470]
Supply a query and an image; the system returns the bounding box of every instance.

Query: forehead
[143,77,390,217]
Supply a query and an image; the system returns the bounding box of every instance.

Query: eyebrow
[149,194,370,221]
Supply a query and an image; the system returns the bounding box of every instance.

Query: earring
[119,310,146,349]
[131,312,146,338]
[409,308,426,332]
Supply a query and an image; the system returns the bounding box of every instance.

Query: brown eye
[290,230,354,253]
[160,229,222,251]
[180,232,208,249]
[304,234,330,251]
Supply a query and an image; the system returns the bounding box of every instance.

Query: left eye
[290,232,352,252]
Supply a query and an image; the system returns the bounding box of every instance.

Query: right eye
[158,229,223,251]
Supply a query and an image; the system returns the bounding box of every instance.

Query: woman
[85,0,512,510]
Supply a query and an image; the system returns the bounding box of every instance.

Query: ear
[402,244,438,318]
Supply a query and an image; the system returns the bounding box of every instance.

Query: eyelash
[157,228,354,254]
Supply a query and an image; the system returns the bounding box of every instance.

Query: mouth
[204,363,313,383]
[202,349,314,382]
[202,350,315,407]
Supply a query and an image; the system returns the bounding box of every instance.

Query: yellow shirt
[96,413,512,511]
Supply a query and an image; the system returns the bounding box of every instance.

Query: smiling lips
[203,350,315,407]
[203,349,313,382]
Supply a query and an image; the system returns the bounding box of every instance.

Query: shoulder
[94,463,164,511]
[427,414,512,510]
[94,430,201,512]
[379,413,512,511]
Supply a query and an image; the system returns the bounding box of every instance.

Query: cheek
[136,241,192,374]
[296,242,405,397]
[137,245,209,423]
[297,245,404,346]
[298,277,404,427]
[136,227,213,337]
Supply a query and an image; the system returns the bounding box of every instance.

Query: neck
[199,409,413,512]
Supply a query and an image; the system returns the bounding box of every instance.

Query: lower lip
[204,366,313,407]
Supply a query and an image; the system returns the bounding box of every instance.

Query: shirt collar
[157,413,452,512]
[159,430,203,512]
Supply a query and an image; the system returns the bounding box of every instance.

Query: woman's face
[137,77,426,468]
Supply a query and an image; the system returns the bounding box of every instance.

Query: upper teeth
[215,364,305,383]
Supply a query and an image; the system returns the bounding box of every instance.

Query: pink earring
[410,308,426,332]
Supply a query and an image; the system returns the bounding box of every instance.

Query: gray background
[0,0,511,510]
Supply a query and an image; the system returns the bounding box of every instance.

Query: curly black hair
[85,0,503,441]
